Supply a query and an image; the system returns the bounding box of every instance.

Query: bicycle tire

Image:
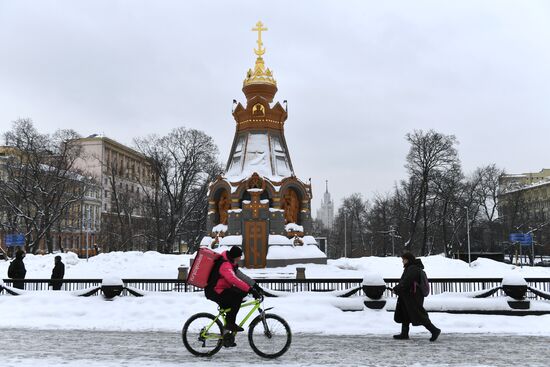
[182,312,224,357]
[248,313,292,358]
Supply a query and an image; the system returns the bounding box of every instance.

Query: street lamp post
[464,206,471,267]
[343,212,347,258]
[86,205,91,262]
[390,225,396,257]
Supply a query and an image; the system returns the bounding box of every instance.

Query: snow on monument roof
[225,132,292,182]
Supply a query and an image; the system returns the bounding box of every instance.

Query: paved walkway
[1,329,549,366]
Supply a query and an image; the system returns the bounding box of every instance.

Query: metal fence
[2,278,550,300]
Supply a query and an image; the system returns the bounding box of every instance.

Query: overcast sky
[1,0,550,213]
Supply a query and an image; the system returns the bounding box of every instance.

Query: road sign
[5,234,25,247]
[509,233,533,246]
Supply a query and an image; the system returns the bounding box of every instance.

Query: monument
[201,22,326,268]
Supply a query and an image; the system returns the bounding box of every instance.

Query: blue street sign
[509,233,533,246]
[5,234,25,247]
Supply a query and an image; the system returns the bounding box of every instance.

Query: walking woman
[392,252,441,341]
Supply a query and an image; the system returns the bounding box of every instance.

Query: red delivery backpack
[187,247,222,288]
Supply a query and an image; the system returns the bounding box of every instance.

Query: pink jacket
[214,251,251,294]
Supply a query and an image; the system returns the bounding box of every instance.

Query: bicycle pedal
[223,334,236,348]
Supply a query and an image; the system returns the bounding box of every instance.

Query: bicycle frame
[200,298,265,340]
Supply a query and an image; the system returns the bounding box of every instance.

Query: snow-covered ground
[1,251,550,336]
[2,250,550,279]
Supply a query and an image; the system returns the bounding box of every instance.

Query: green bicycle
[182,295,292,358]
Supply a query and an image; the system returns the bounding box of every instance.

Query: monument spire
[244,21,276,87]
[203,21,324,269]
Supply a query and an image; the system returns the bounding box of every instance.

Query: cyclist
[208,246,262,337]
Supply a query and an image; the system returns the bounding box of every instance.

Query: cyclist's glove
[252,283,263,293]
[250,287,262,299]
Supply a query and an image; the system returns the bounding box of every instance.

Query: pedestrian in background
[7,249,27,289]
[49,255,65,290]
[392,252,441,341]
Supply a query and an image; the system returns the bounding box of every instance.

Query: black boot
[222,332,237,348]
[393,323,409,340]
[424,321,441,342]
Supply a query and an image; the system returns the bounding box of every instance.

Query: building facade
[498,169,550,254]
[71,135,155,252]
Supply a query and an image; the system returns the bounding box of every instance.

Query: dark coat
[9,258,27,290]
[393,259,430,326]
[49,261,65,290]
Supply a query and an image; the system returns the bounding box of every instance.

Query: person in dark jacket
[49,255,65,290]
[392,252,441,341]
[8,249,27,289]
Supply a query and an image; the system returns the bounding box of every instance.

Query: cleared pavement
[1,328,549,367]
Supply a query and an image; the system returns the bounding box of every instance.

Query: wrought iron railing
[2,278,549,299]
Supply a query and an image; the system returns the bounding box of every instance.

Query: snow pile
[102,276,123,286]
[285,223,304,232]
[362,274,386,286]
[211,224,228,233]
[219,235,242,246]
[0,251,549,280]
[266,245,326,260]
[502,274,528,286]
[199,237,213,247]
[268,235,292,245]
[302,236,318,245]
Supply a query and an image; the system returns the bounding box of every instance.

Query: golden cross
[252,21,267,56]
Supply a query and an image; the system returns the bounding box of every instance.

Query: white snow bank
[502,274,528,286]
[1,291,550,336]
[102,276,123,286]
[212,224,228,233]
[1,251,548,281]
[268,235,292,245]
[199,236,213,247]
[267,245,326,260]
[363,274,386,286]
[285,223,304,232]
[219,235,242,246]
[302,236,318,245]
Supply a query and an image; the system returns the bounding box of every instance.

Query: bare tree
[330,193,369,258]
[405,130,460,255]
[0,119,91,254]
[134,127,222,253]
[99,164,144,251]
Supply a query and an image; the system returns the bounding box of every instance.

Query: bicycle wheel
[248,313,292,359]
[182,312,223,357]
